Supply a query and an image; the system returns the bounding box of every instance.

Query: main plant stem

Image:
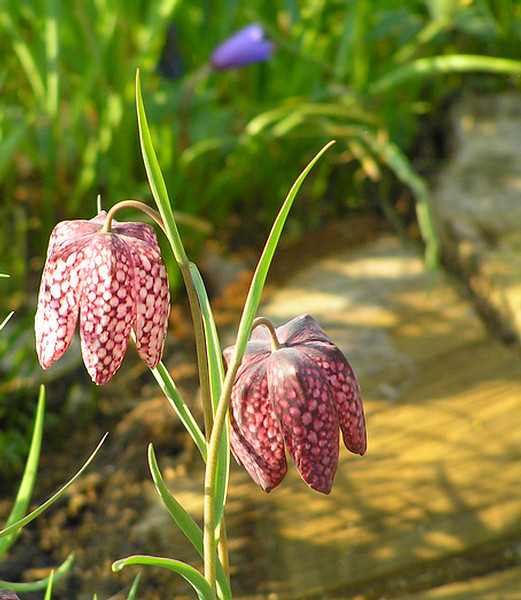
[203,355,239,594]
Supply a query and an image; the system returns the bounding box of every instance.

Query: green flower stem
[175,256,214,442]
[99,200,165,234]
[99,199,211,235]
[252,316,282,352]
[218,516,230,584]
[203,359,238,593]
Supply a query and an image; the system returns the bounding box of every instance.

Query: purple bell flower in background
[211,23,274,70]
[35,212,170,385]
[223,314,366,494]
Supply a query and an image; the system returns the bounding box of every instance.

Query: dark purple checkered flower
[0,591,21,600]
[211,23,274,70]
[223,314,366,494]
[35,211,170,385]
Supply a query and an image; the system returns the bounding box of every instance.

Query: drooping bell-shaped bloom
[211,23,274,70]
[223,314,366,494]
[35,211,170,385]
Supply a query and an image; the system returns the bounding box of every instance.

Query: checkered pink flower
[223,314,366,494]
[35,211,170,385]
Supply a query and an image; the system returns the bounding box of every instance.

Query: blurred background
[1,0,521,507]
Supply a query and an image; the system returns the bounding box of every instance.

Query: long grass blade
[232,141,335,360]
[147,445,231,599]
[0,385,45,556]
[126,573,142,600]
[0,434,108,539]
[148,444,203,550]
[355,127,440,268]
[150,361,207,461]
[370,54,521,95]
[43,569,54,600]
[0,120,30,183]
[189,263,230,531]
[188,264,225,410]
[1,11,46,108]
[0,551,74,591]
[44,0,59,117]
[112,555,215,600]
[135,69,187,264]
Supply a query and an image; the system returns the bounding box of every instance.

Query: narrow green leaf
[246,103,376,137]
[188,263,225,409]
[0,385,45,556]
[0,311,14,331]
[147,445,231,599]
[113,555,215,600]
[354,127,440,268]
[135,69,187,265]
[44,0,59,117]
[137,0,182,69]
[151,361,207,461]
[0,551,74,591]
[0,120,30,183]
[0,434,108,539]
[126,573,142,600]
[189,264,230,530]
[1,11,46,107]
[43,569,54,600]
[370,54,521,95]
[233,141,335,361]
[148,444,203,550]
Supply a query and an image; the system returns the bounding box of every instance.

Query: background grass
[1,0,521,471]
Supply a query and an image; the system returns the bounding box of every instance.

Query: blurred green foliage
[1,0,521,473]
[2,0,521,290]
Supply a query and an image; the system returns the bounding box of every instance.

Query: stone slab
[433,92,521,343]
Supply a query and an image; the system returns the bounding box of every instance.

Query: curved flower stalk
[223,314,366,494]
[35,209,170,384]
[211,23,274,70]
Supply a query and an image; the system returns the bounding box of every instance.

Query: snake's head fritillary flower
[211,23,274,70]
[223,314,366,494]
[0,590,21,600]
[35,211,170,385]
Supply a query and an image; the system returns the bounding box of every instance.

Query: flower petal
[305,343,367,455]
[229,358,287,492]
[45,219,99,258]
[79,234,136,384]
[267,348,339,494]
[211,23,273,70]
[222,326,271,371]
[114,222,162,252]
[127,238,170,369]
[35,241,88,369]
[275,314,333,347]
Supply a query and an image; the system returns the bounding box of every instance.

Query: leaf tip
[111,559,124,573]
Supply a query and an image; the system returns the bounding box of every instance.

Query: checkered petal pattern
[35,211,170,384]
[223,314,366,494]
